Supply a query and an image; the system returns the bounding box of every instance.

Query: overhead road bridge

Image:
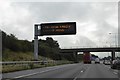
[59,47,120,61]
[60,47,120,53]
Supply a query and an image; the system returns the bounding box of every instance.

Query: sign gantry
[34,22,76,60]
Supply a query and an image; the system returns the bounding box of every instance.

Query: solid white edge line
[73,76,78,80]
[7,63,81,79]
[113,72,118,75]
[14,67,60,79]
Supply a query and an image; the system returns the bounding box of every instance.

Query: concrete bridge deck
[60,47,120,53]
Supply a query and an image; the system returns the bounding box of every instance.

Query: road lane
[25,63,89,78]
[78,64,118,78]
[2,63,82,79]
[25,63,119,79]
[2,63,119,80]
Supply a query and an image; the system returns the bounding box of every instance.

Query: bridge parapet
[60,47,120,53]
[61,47,120,49]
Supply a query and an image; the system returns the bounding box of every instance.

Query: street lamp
[109,32,118,47]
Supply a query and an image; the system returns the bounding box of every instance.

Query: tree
[2,31,78,61]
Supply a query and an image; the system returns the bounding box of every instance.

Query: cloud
[0,1,35,40]
[0,1,118,50]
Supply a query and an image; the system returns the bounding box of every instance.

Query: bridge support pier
[111,50,115,61]
[73,52,78,63]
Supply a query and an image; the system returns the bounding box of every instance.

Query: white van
[95,58,100,64]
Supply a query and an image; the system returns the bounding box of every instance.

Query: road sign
[40,22,76,36]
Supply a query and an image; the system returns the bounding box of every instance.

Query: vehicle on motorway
[111,59,120,69]
[83,52,91,64]
[95,58,100,64]
[103,60,111,65]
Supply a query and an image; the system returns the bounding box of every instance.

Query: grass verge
[2,61,74,73]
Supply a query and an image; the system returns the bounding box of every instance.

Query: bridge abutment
[73,52,78,63]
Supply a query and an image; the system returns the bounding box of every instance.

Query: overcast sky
[0,0,119,58]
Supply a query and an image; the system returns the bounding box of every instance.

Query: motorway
[2,62,120,80]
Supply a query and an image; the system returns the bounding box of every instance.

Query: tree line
[2,31,80,61]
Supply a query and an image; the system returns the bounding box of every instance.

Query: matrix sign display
[40,22,76,36]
